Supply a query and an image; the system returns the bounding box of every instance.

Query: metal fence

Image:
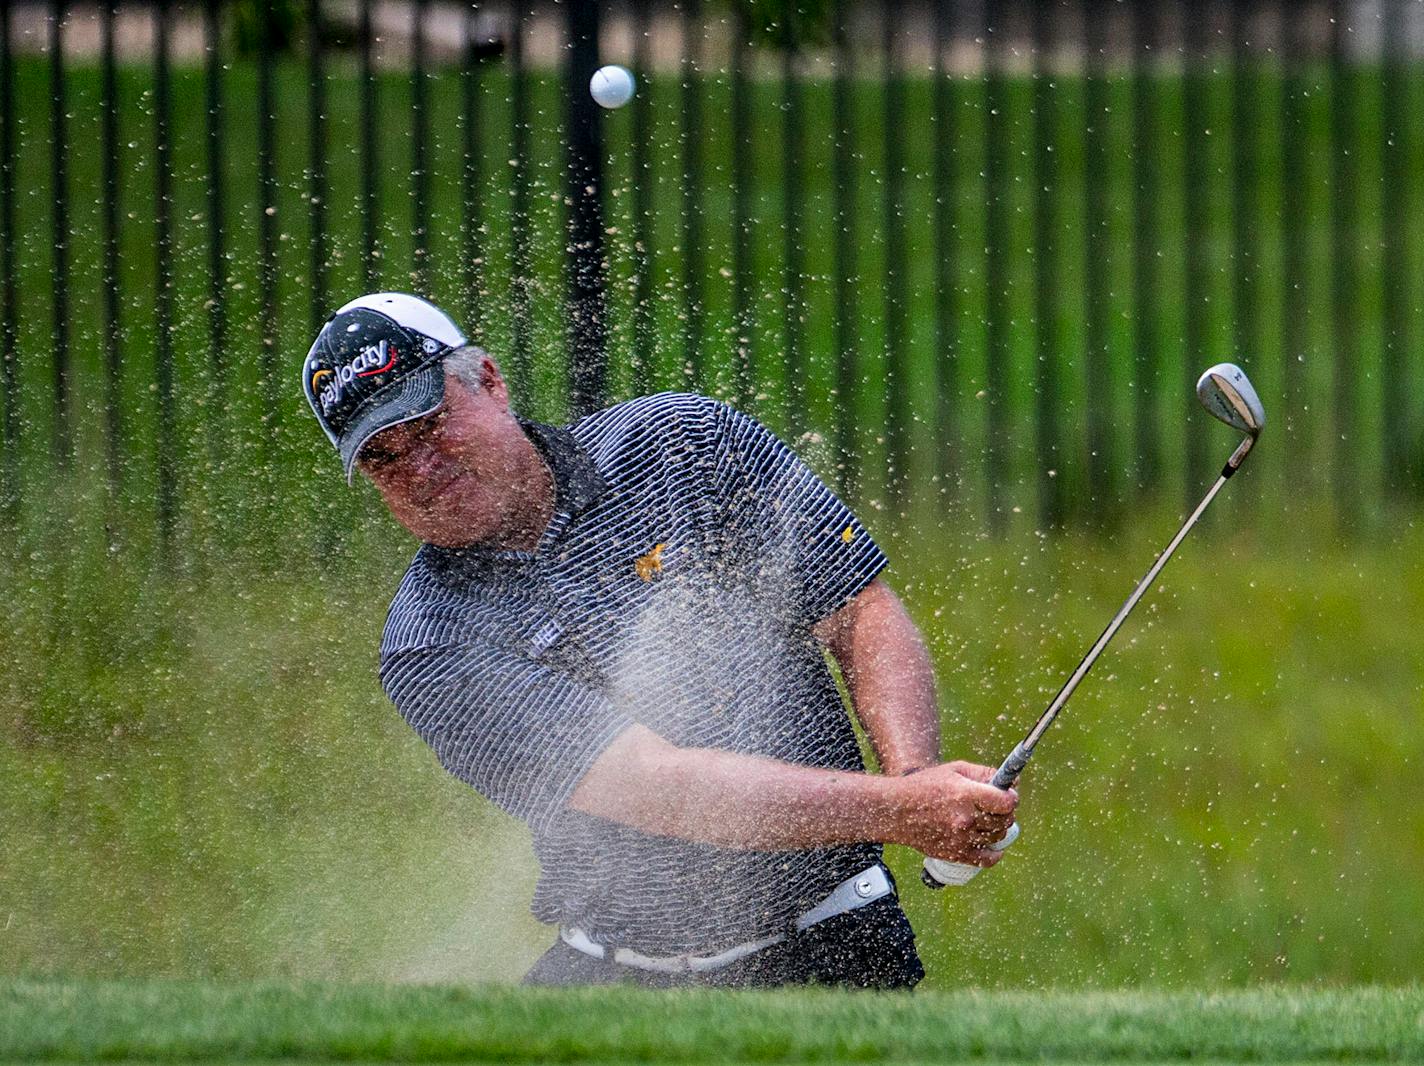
[2,0,1422,568]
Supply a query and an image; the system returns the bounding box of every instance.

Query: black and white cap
[302,292,467,483]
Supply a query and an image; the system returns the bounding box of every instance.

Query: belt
[559,863,893,975]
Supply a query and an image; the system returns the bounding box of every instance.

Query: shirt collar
[517,415,608,520]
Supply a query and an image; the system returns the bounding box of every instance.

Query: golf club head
[1197,363,1265,438]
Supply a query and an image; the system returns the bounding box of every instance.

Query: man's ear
[481,355,510,408]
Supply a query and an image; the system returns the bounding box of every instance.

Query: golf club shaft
[923,438,1254,888]
[992,461,1239,788]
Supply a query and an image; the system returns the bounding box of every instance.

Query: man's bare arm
[569,725,1016,863]
[812,578,941,776]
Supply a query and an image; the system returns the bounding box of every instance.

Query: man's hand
[887,760,1019,867]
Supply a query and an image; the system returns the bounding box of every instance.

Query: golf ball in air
[590,65,636,109]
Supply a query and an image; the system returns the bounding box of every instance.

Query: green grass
[3,513,1421,988]
[3,980,1422,1063]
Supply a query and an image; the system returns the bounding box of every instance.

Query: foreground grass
[4,980,1423,1064]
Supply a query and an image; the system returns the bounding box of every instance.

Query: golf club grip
[920,742,1027,889]
[991,742,1031,790]
[920,822,1021,888]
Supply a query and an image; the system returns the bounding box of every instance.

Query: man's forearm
[571,725,904,849]
[569,724,1017,860]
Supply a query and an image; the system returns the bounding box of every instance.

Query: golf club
[922,362,1266,888]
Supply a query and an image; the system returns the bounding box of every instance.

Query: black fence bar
[411,0,431,294]
[1131,0,1159,494]
[49,0,71,469]
[0,0,15,518]
[681,0,705,387]
[1182,0,1210,512]
[204,0,227,464]
[308,0,328,332]
[932,0,955,498]
[630,0,654,389]
[101,0,123,500]
[154,0,176,562]
[730,4,752,406]
[256,0,279,412]
[1380,0,1410,496]
[564,0,607,415]
[508,5,532,400]
[359,0,378,291]
[983,5,1009,534]
[882,5,907,510]
[782,6,804,434]
[831,0,857,496]
[1280,3,1307,489]
[1230,0,1256,400]
[1032,1,1063,530]
[460,3,483,338]
[1084,2,1114,522]
[1228,0,1258,520]
[1329,0,1356,529]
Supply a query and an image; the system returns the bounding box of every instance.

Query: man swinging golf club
[302,292,1018,989]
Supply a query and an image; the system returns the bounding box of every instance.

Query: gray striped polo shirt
[379,392,889,955]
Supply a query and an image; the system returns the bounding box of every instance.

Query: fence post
[1229,0,1257,519]
[1032,0,1064,531]
[102,0,124,509]
[1380,0,1411,497]
[461,4,484,339]
[1182,0,1211,516]
[882,3,908,514]
[411,0,431,295]
[630,0,655,392]
[1131,0,1160,495]
[983,3,1009,535]
[1084,0,1116,526]
[257,0,279,419]
[682,0,706,391]
[730,4,753,408]
[1280,3,1308,497]
[509,4,533,404]
[360,0,380,292]
[1329,0,1357,533]
[564,0,608,417]
[308,0,328,331]
[932,0,956,503]
[49,0,71,471]
[0,0,15,523]
[155,0,177,566]
[204,0,228,473]
[832,0,858,498]
[782,5,804,436]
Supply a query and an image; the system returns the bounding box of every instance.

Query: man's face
[357,361,531,548]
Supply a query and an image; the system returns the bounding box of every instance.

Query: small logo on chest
[634,542,667,582]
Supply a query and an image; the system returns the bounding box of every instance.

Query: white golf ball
[590,65,636,109]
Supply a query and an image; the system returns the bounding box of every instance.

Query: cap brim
[337,363,446,484]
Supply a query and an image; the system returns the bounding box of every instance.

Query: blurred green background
[3,11,1422,990]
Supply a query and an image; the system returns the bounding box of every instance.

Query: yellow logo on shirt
[634,543,667,582]
[841,524,855,543]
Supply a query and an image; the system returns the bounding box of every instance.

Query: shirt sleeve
[379,637,633,834]
[708,400,888,624]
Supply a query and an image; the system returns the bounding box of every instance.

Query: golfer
[302,292,1018,989]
